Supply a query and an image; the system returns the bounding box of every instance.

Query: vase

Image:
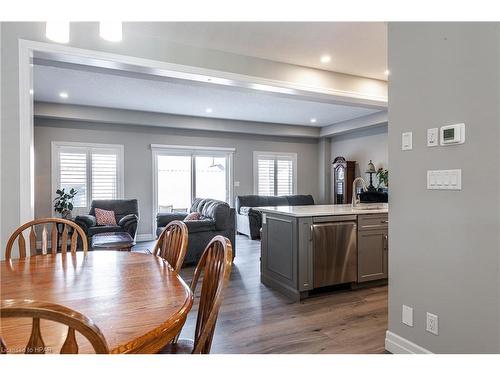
[61,210,72,220]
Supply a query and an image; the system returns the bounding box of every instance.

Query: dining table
[0,251,193,354]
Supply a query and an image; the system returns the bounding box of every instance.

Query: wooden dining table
[0,251,193,354]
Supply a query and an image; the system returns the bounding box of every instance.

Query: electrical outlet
[426,312,439,335]
[402,305,413,327]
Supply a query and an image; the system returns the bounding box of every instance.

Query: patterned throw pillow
[183,212,202,221]
[95,208,117,226]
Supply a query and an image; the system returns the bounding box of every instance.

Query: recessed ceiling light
[205,108,213,113]
[59,92,69,99]
[384,69,390,76]
[45,21,70,43]
[99,21,123,42]
[310,118,317,123]
[320,55,331,64]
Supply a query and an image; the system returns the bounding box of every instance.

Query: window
[152,145,234,224]
[254,151,297,196]
[52,142,124,213]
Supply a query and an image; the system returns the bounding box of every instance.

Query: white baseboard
[385,330,433,354]
[136,234,155,242]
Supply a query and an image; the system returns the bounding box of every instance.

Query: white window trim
[151,144,235,237]
[253,151,298,196]
[51,141,125,215]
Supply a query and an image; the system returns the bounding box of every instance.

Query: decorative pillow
[95,208,117,226]
[183,212,202,221]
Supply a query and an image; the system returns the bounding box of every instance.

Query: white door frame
[18,39,388,227]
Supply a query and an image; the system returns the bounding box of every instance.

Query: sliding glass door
[157,155,192,212]
[154,147,233,216]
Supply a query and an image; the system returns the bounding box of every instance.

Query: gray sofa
[75,199,139,245]
[156,198,235,265]
[236,194,315,239]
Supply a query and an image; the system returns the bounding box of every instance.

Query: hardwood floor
[134,235,388,354]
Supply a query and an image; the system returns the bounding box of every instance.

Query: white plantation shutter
[277,158,293,196]
[92,152,118,200]
[59,151,87,207]
[254,152,296,196]
[257,158,275,195]
[53,143,123,210]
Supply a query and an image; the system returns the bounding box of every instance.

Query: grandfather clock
[332,156,356,204]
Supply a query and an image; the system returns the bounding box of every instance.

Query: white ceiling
[126,22,388,80]
[33,64,381,127]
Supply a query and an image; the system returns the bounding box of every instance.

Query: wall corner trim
[385,331,433,354]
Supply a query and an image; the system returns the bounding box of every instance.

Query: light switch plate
[402,132,413,151]
[427,169,462,190]
[402,305,413,327]
[427,128,439,147]
[234,181,240,187]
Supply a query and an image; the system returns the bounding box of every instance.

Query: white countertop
[254,204,388,217]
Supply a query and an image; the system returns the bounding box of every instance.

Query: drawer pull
[361,224,384,228]
[381,220,389,224]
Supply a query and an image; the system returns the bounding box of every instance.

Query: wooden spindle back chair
[5,218,88,260]
[153,220,189,272]
[0,299,109,354]
[160,235,232,354]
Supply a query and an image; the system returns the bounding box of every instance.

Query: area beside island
[257,204,389,301]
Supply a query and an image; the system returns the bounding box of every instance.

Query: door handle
[384,234,388,251]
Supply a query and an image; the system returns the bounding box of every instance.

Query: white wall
[34,118,320,238]
[387,23,500,353]
[330,124,388,190]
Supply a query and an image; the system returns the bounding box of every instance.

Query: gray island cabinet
[257,204,389,301]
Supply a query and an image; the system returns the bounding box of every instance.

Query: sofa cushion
[199,199,231,230]
[235,195,270,213]
[267,196,289,206]
[88,225,123,236]
[183,219,216,233]
[90,199,139,223]
[285,194,315,206]
[95,208,117,226]
[184,212,202,221]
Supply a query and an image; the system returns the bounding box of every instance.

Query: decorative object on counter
[53,188,78,219]
[376,168,389,191]
[332,156,355,204]
[365,160,377,192]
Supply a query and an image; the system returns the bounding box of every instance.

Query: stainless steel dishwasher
[312,217,357,288]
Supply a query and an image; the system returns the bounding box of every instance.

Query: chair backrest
[0,299,109,354]
[5,218,88,260]
[190,235,233,354]
[153,220,188,272]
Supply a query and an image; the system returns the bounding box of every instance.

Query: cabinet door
[358,229,388,282]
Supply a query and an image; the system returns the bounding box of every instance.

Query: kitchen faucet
[352,177,368,208]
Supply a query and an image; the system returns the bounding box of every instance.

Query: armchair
[75,199,139,245]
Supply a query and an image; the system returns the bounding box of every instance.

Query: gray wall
[330,124,388,186]
[34,118,320,237]
[388,23,500,353]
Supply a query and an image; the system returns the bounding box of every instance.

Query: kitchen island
[257,204,389,301]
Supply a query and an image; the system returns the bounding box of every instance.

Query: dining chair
[0,299,109,354]
[5,218,88,260]
[159,235,233,354]
[153,220,189,272]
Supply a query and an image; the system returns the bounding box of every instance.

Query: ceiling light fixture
[320,55,331,64]
[310,118,317,123]
[384,69,390,76]
[59,92,69,99]
[99,21,123,42]
[205,108,213,113]
[45,21,70,43]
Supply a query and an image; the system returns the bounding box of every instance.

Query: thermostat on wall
[440,123,465,145]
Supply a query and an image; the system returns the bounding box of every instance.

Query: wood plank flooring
[134,235,388,354]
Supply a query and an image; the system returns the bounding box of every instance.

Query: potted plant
[53,188,78,219]
[376,168,388,191]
